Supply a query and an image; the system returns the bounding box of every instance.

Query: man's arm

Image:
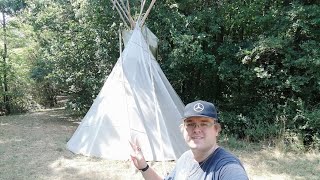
[139,164,163,180]
[129,141,163,180]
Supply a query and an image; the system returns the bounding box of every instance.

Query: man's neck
[192,145,219,162]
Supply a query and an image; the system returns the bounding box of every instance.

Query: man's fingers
[129,140,141,152]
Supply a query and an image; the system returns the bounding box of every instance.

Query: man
[130,100,248,179]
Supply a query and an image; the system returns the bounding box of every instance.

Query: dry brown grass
[0,108,319,180]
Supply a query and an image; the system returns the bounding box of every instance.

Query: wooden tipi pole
[140,0,156,27]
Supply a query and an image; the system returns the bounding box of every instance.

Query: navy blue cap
[183,100,218,122]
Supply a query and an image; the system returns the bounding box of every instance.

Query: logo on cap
[193,103,204,112]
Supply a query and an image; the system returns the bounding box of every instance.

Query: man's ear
[215,123,221,134]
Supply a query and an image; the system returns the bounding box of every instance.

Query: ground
[0,108,319,180]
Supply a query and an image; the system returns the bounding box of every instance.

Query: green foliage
[7,23,41,112]
[220,101,281,142]
[0,0,26,14]
[149,0,319,148]
[292,105,320,150]
[24,0,121,112]
[148,2,222,102]
[0,0,39,113]
[11,0,319,149]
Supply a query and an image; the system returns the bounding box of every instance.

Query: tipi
[67,0,188,161]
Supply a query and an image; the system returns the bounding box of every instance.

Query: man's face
[183,116,219,152]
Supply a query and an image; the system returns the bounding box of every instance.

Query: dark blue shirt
[164,147,248,180]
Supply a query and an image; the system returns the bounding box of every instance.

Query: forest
[1,0,319,150]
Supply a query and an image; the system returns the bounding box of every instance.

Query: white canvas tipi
[67,2,188,161]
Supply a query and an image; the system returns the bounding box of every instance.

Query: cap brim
[182,115,218,121]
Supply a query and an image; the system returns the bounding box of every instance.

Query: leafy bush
[220,101,281,142]
[296,108,320,150]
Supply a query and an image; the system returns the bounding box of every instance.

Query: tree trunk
[1,11,10,114]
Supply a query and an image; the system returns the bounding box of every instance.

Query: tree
[25,0,120,111]
[0,0,25,114]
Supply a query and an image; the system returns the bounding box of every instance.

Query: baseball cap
[182,100,218,122]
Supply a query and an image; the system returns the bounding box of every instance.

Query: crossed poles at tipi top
[110,0,156,29]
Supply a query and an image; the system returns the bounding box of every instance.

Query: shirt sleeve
[218,163,249,180]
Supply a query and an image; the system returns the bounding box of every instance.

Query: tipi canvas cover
[67,25,188,161]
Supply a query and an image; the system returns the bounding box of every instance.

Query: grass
[0,108,319,180]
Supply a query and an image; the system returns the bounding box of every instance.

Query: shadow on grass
[0,107,146,180]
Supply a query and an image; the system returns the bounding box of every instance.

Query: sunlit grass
[0,108,319,180]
